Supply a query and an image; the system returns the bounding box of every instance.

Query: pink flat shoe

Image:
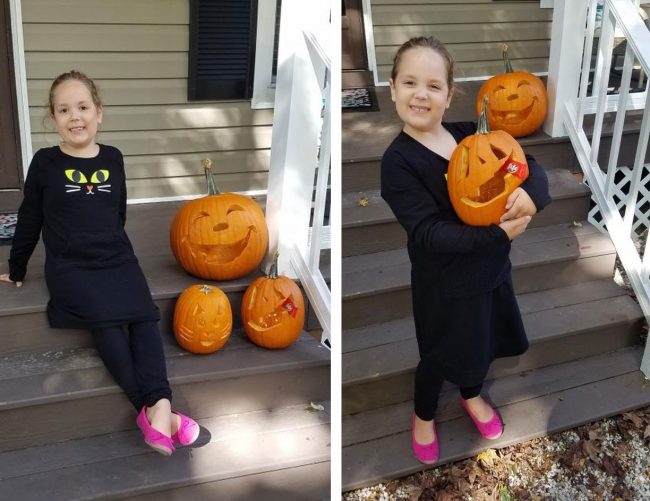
[136,407,175,456]
[460,397,503,440]
[411,414,439,464]
[171,410,200,446]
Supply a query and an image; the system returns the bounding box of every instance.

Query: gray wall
[23,0,273,200]
[371,0,553,82]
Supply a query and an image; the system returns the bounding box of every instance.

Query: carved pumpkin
[241,254,305,349]
[476,44,548,138]
[174,284,233,354]
[447,96,529,226]
[170,159,269,280]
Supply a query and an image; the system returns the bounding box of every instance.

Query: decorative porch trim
[251,0,279,109]
[9,0,32,179]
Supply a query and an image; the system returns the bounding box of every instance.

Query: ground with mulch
[343,405,650,500]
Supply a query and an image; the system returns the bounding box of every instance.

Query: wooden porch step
[342,220,616,330]
[0,402,331,501]
[343,279,643,414]
[342,84,649,191]
[0,329,330,452]
[0,201,330,356]
[342,346,650,491]
[342,168,590,257]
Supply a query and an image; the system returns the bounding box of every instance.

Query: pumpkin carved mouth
[491,98,537,125]
[182,225,256,264]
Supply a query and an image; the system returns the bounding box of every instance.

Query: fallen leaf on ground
[476,448,499,469]
[358,197,369,207]
[304,402,324,413]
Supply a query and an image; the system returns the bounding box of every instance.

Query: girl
[1,70,199,456]
[380,37,551,464]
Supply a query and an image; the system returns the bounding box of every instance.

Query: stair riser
[0,366,329,452]
[0,293,246,357]
[343,253,615,329]
[124,461,331,501]
[343,196,590,257]
[342,131,647,192]
[343,321,641,415]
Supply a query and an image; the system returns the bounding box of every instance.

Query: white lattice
[587,163,650,239]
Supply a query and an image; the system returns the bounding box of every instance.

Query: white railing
[265,0,332,348]
[546,0,650,375]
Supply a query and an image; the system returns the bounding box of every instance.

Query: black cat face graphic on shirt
[65,169,111,195]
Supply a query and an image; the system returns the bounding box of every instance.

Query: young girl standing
[1,71,199,456]
[381,37,551,464]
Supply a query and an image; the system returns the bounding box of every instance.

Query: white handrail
[265,0,331,348]
[550,0,650,376]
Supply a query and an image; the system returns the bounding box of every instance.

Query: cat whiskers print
[65,169,111,195]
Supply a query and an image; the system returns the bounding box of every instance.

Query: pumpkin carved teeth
[491,98,537,124]
[183,226,255,264]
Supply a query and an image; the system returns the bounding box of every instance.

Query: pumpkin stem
[476,95,491,135]
[501,43,514,73]
[267,251,279,279]
[203,158,222,195]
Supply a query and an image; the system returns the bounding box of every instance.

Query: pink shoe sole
[411,414,439,464]
[171,410,200,446]
[460,397,503,440]
[137,407,175,456]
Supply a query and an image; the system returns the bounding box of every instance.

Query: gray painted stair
[343,220,617,329]
[343,279,643,414]
[0,201,331,498]
[0,402,331,501]
[341,81,646,492]
[343,347,650,490]
[343,169,590,257]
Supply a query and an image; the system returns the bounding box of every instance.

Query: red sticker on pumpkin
[282,298,298,318]
[499,155,527,180]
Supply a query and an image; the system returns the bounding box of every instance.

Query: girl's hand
[499,215,532,241]
[0,273,22,287]
[500,188,537,223]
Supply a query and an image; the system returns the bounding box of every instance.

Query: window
[188,0,259,100]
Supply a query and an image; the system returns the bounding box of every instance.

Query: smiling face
[51,79,103,156]
[389,47,453,138]
[170,193,269,280]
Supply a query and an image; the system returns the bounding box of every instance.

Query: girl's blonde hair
[48,70,103,116]
[391,36,455,91]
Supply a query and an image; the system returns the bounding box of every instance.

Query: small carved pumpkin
[173,284,232,354]
[241,254,305,349]
[447,96,529,226]
[476,44,548,138]
[170,159,269,280]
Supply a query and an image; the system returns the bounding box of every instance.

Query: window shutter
[188,0,258,100]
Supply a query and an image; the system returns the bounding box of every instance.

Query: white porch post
[544,0,590,138]
[265,0,325,277]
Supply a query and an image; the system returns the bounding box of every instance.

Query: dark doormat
[0,212,17,246]
[342,87,379,112]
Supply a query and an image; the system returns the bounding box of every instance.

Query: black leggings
[90,321,172,411]
[414,360,483,421]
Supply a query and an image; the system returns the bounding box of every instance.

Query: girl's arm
[8,156,44,282]
[520,154,552,211]
[381,150,510,254]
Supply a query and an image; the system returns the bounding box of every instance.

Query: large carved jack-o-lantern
[447,96,529,226]
[170,159,269,280]
[241,254,305,349]
[476,44,548,138]
[174,284,233,354]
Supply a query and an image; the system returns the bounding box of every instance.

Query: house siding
[370,0,553,82]
[22,0,273,200]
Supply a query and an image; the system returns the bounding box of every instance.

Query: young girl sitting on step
[1,70,199,456]
[381,37,552,464]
